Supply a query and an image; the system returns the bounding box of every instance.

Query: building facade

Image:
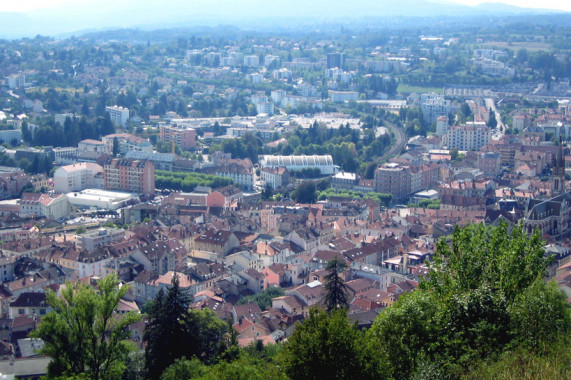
[103,157,155,195]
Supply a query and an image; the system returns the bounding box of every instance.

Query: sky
[1,0,570,13]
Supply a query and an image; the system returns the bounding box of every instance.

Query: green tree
[369,222,569,378]
[144,276,193,380]
[31,275,140,380]
[450,147,459,161]
[291,180,317,204]
[509,279,571,352]
[112,137,119,157]
[144,276,228,379]
[282,309,389,380]
[487,111,497,129]
[322,258,349,313]
[160,358,206,380]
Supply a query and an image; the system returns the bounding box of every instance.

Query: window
[18,309,25,315]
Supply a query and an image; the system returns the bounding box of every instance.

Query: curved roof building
[259,155,337,175]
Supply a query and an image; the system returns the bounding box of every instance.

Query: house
[193,230,239,258]
[271,295,308,317]
[285,280,324,313]
[9,292,50,319]
[239,268,265,294]
[133,270,196,304]
[232,317,270,340]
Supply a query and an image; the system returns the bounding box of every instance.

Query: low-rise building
[19,193,70,220]
[260,167,290,190]
[76,228,125,252]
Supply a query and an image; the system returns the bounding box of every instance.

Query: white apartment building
[329,91,359,103]
[53,147,79,165]
[78,139,105,154]
[105,106,130,127]
[244,55,260,67]
[442,124,492,151]
[421,93,450,124]
[435,116,449,136]
[0,129,21,145]
[53,163,104,193]
[76,228,125,252]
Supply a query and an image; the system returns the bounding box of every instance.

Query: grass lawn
[397,83,443,95]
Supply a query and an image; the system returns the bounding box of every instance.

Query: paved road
[485,97,505,131]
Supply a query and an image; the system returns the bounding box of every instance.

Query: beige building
[53,163,104,193]
[19,193,70,220]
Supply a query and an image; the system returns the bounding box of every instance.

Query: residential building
[103,157,155,195]
[0,129,21,145]
[0,167,30,200]
[159,125,196,150]
[53,147,79,165]
[435,116,449,136]
[478,152,501,177]
[53,163,104,193]
[9,293,50,319]
[329,91,359,103]
[374,163,411,200]
[442,124,492,151]
[105,106,130,127]
[421,93,450,124]
[78,139,105,154]
[214,160,255,191]
[102,133,153,155]
[19,193,70,220]
[194,229,240,257]
[260,167,290,190]
[331,171,359,192]
[327,52,344,69]
[76,228,125,252]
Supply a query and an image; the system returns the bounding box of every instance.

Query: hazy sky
[2,0,570,12]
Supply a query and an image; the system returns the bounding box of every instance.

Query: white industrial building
[259,155,338,175]
[66,189,138,210]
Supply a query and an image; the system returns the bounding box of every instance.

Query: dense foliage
[143,275,228,380]
[31,275,141,380]
[368,222,571,379]
[236,287,285,311]
[155,170,234,191]
[282,309,390,380]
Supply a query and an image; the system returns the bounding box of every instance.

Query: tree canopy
[144,275,228,380]
[368,222,571,379]
[31,275,141,380]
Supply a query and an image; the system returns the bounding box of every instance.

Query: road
[485,97,505,139]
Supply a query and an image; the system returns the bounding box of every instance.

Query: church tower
[551,139,566,196]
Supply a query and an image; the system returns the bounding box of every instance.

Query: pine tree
[144,274,193,380]
[323,258,349,313]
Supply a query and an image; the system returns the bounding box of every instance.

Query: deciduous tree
[31,275,140,380]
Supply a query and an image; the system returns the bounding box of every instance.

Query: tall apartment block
[159,125,196,151]
[103,157,155,195]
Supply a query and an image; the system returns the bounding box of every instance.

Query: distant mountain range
[0,0,568,39]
